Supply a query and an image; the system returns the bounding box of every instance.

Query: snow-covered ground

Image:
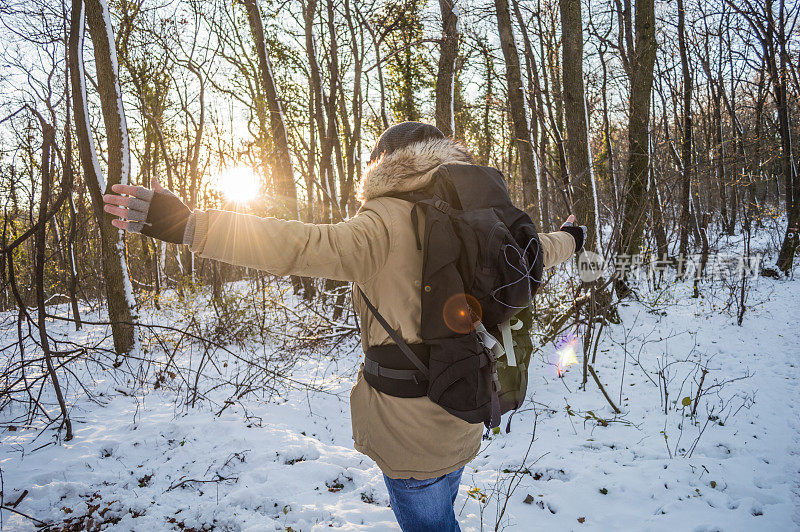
[1,242,799,530]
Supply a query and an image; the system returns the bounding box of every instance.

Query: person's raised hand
[559,214,588,252]
[102,175,191,244]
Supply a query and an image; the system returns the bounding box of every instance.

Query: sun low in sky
[215,166,260,203]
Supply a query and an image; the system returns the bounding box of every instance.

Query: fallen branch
[167,474,237,491]
[9,489,28,508]
[0,504,49,526]
[691,368,709,418]
[588,365,621,414]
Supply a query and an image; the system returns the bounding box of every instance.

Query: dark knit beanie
[368,121,445,164]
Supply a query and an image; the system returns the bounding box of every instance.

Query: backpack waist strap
[363,344,430,398]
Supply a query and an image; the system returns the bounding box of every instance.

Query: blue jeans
[383,467,463,531]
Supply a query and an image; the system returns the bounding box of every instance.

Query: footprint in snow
[278,445,321,465]
[529,467,572,482]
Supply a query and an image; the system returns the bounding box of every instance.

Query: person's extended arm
[185,208,389,281]
[538,215,587,269]
[102,177,390,283]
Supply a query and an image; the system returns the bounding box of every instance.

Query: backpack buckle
[433,199,452,214]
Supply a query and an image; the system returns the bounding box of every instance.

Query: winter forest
[1,0,798,529]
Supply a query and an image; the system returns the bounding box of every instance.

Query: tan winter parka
[186,138,576,479]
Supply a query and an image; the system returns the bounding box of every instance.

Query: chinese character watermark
[578,252,763,283]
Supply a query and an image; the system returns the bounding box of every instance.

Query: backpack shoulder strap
[385,190,430,203]
[357,287,430,379]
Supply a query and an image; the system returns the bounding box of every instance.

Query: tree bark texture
[243,0,300,220]
[435,0,459,137]
[70,0,136,354]
[617,0,657,261]
[678,0,693,259]
[559,0,599,249]
[494,0,541,225]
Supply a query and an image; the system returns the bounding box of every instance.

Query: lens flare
[215,166,260,203]
[554,332,581,377]
[443,293,482,334]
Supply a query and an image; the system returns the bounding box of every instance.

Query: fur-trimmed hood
[357,137,473,203]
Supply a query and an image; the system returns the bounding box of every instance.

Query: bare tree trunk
[324,0,348,318]
[722,24,749,227]
[617,0,656,274]
[243,0,306,294]
[243,0,300,220]
[712,80,730,234]
[306,81,317,222]
[342,0,363,216]
[599,42,619,225]
[361,10,390,130]
[33,117,73,440]
[62,46,83,329]
[559,0,599,249]
[66,193,83,328]
[772,0,799,272]
[494,0,541,225]
[677,0,692,260]
[183,61,205,279]
[435,0,459,136]
[539,8,572,214]
[478,39,493,166]
[324,0,344,224]
[338,85,355,213]
[649,130,668,258]
[512,0,549,230]
[304,0,336,223]
[70,0,136,354]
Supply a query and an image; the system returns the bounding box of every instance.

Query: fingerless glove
[559,221,587,252]
[124,187,192,245]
